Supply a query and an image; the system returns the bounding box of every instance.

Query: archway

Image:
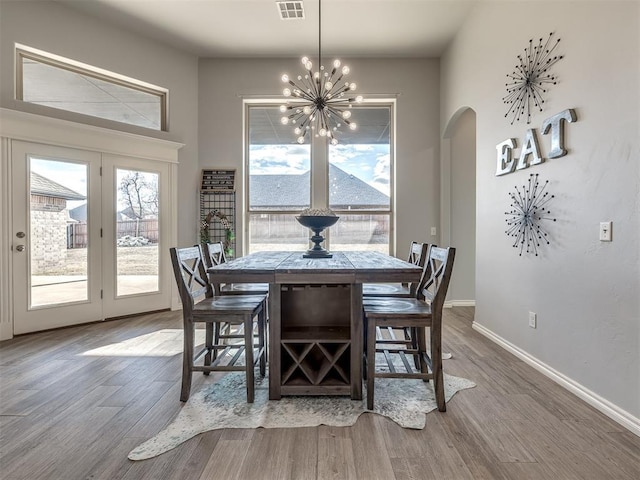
[442,107,476,305]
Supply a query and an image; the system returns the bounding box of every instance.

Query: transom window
[16,44,168,131]
[245,101,394,254]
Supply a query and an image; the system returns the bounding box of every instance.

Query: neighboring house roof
[250,164,389,209]
[69,203,87,222]
[30,171,86,201]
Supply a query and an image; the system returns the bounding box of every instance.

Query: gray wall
[198,57,442,258]
[441,1,639,419]
[0,0,200,247]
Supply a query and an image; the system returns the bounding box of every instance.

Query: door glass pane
[116,169,159,296]
[30,158,88,307]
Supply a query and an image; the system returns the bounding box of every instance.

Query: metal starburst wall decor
[505,174,556,256]
[503,32,563,125]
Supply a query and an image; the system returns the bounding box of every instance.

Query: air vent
[276,1,305,20]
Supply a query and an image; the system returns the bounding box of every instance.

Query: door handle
[16,231,26,238]
[15,245,25,252]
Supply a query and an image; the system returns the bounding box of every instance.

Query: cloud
[372,154,390,195]
[250,145,310,174]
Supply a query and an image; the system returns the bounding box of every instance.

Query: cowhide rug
[128,364,475,460]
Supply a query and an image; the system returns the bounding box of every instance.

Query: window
[246,102,394,254]
[16,44,167,131]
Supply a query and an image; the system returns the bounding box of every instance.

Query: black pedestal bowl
[295,215,340,258]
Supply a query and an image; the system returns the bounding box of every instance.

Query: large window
[246,102,394,254]
[16,44,167,131]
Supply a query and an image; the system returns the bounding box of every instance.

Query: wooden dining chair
[201,242,269,295]
[170,245,267,402]
[363,246,455,411]
[362,241,430,298]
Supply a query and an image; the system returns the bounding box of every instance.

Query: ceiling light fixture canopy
[279,0,363,145]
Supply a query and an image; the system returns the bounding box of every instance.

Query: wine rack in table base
[278,283,352,396]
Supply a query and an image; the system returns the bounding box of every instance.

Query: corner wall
[441,1,639,427]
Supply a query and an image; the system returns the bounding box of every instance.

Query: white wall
[198,57,442,258]
[441,0,639,424]
[0,0,200,248]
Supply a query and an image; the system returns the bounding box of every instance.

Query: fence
[67,219,159,248]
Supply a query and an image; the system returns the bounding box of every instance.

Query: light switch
[430,227,437,236]
[599,221,612,242]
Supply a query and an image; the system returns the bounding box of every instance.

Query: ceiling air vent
[276,1,305,20]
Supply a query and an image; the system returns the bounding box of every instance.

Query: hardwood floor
[1,307,638,479]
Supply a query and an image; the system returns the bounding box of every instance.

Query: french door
[11,141,171,334]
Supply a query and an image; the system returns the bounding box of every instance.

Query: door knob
[15,245,25,252]
[16,231,25,238]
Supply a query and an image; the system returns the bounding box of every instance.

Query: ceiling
[54,0,479,58]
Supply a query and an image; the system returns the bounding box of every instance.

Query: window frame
[244,99,395,255]
[15,44,169,131]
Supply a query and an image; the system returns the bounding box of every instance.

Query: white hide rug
[128,364,475,461]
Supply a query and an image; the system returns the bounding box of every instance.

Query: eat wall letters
[496,109,577,176]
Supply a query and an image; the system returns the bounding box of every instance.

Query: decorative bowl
[295,215,340,258]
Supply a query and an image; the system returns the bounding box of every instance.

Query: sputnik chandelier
[279,0,363,145]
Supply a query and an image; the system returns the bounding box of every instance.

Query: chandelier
[279,0,363,145]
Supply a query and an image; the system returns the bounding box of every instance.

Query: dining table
[207,250,423,400]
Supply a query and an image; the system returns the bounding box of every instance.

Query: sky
[249,143,391,196]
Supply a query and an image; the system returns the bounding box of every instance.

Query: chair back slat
[407,241,429,267]
[170,246,212,312]
[201,241,227,268]
[418,246,455,308]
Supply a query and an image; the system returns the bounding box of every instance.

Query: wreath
[200,209,235,256]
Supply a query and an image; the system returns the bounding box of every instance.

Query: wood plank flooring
[1,307,638,479]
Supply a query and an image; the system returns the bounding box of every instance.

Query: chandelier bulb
[319,128,327,136]
[297,136,305,144]
[303,106,312,115]
[349,122,357,130]
[283,88,291,97]
[333,59,341,68]
[325,81,333,91]
[301,56,309,64]
[342,66,350,75]
[331,138,338,145]
[294,127,302,135]
[281,74,289,83]
[281,117,289,125]
[342,110,351,119]
[349,83,357,90]
[279,105,287,113]
[355,95,363,103]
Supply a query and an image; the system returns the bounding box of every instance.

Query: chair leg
[204,323,213,375]
[430,324,445,412]
[416,326,429,382]
[366,316,376,410]
[244,316,255,403]
[258,308,266,376]
[180,320,195,402]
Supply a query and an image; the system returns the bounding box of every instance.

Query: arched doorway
[442,107,476,305]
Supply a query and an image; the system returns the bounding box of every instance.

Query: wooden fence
[67,219,159,248]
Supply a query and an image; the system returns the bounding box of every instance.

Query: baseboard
[445,300,475,308]
[472,321,640,437]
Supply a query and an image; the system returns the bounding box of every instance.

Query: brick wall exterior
[30,194,68,274]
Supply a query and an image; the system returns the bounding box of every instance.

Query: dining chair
[363,246,455,411]
[201,242,269,295]
[362,241,430,298]
[170,245,267,402]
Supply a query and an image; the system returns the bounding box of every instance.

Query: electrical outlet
[430,227,437,236]
[528,311,537,329]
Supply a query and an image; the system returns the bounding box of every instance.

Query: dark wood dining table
[207,250,423,400]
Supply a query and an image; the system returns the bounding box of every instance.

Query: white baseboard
[445,300,475,308]
[472,321,640,437]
